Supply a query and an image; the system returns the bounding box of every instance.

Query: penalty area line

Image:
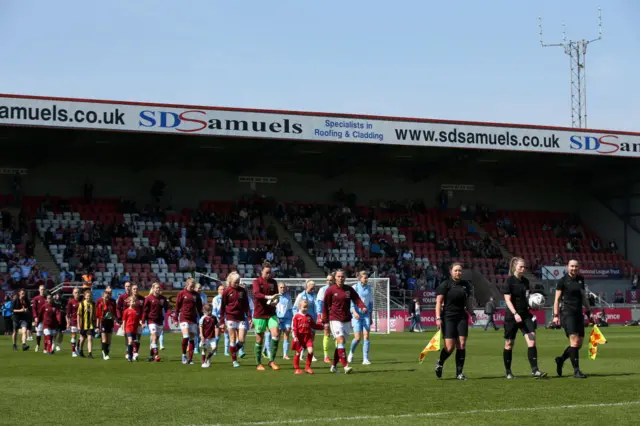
[204,400,640,425]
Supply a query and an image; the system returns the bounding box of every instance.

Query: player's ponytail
[509,257,525,277]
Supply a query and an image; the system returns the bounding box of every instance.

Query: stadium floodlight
[539,8,603,129]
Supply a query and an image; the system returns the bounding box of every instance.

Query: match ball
[267,294,280,306]
[528,293,546,310]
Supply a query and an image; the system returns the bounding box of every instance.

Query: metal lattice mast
[539,8,602,128]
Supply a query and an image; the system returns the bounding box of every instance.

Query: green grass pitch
[2,327,640,425]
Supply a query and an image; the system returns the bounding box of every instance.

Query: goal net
[239,277,391,334]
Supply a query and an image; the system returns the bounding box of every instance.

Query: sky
[1,0,639,131]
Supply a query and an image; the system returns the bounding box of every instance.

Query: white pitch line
[200,400,640,426]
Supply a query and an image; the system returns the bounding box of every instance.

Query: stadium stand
[483,210,636,278]
[279,202,489,297]
[2,194,637,302]
[278,201,639,302]
[18,196,305,290]
[0,198,53,291]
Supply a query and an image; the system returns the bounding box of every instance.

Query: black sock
[455,349,466,375]
[503,349,513,373]
[528,346,539,372]
[438,349,452,366]
[206,352,213,361]
[105,344,110,356]
[568,347,580,372]
[101,343,107,353]
[561,346,571,361]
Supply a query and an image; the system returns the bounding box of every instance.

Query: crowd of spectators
[32,196,308,289]
[0,208,53,291]
[280,198,503,298]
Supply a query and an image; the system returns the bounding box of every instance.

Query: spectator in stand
[484,297,498,331]
[3,295,12,335]
[553,253,564,266]
[609,240,618,253]
[408,297,422,332]
[120,272,131,286]
[591,237,601,252]
[179,255,190,273]
[631,274,638,290]
[566,240,576,253]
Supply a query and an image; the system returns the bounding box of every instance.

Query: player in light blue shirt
[293,280,317,318]
[211,284,228,356]
[349,271,374,365]
[276,282,293,359]
[293,280,318,361]
[315,274,335,362]
[238,295,253,359]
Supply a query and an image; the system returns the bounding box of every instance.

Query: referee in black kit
[552,259,591,379]
[502,257,547,379]
[434,263,476,380]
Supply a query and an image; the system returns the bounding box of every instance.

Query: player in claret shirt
[220,272,251,368]
[122,298,141,362]
[322,269,367,374]
[31,285,47,352]
[292,299,324,375]
[174,278,203,365]
[142,282,170,362]
[66,288,81,357]
[52,293,66,352]
[96,287,117,361]
[316,275,335,363]
[37,294,60,354]
[199,304,219,368]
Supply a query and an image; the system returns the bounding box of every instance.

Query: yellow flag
[588,324,607,360]
[419,330,441,363]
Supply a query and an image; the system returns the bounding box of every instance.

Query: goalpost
[239,277,391,334]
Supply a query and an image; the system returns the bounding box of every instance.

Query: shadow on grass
[587,372,640,378]
[459,372,640,380]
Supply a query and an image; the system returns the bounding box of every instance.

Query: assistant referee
[552,259,590,379]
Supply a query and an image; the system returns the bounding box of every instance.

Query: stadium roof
[1,93,639,194]
[1,124,637,192]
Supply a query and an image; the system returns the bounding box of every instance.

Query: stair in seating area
[34,235,61,279]
[264,215,325,278]
[472,220,544,290]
